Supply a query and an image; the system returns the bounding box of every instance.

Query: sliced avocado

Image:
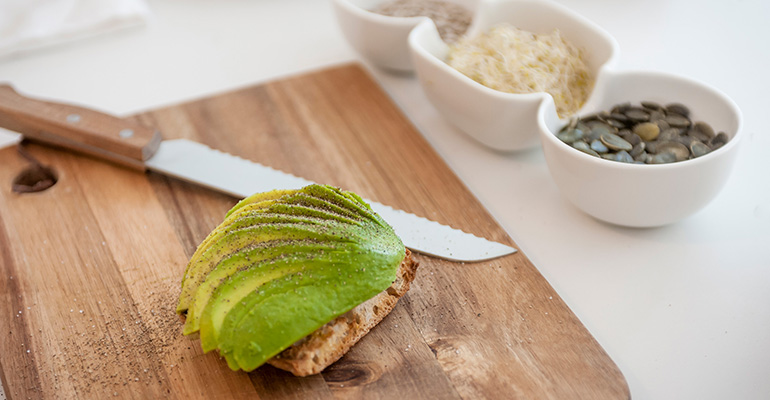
[198,250,352,353]
[177,184,405,372]
[190,191,293,271]
[196,211,396,350]
[178,214,328,315]
[178,211,353,318]
[184,235,347,335]
[177,190,376,314]
[177,197,288,312]
[222,249,397,371]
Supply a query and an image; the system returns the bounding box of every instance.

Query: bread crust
[266,249,418,376]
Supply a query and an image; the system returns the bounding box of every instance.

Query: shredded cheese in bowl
[447,23,593,117]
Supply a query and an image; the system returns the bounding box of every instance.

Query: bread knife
[0,84,516,262]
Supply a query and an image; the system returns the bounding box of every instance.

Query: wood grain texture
[0,64,629,399]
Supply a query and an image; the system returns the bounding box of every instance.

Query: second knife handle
[0,84,161,170]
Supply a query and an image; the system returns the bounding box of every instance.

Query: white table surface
[1,1,768,399]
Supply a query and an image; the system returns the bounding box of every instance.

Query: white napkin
[0,0,151,59]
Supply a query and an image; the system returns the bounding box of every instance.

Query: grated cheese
[447,23,594,117]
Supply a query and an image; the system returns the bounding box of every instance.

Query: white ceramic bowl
[408,0,619,151]
[332,0,480,72]
[538,70,743,227]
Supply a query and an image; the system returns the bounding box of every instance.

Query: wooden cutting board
[0,64,628,399]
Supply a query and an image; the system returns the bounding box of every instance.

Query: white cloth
[0,0,151,59]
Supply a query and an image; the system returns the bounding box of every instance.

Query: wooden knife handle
[0,84,161,170]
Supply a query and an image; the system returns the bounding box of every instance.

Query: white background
[1,1,768,399]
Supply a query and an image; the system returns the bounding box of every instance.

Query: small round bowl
[332,0,480,72]
[538,70,743,227]
[408,0,619,151]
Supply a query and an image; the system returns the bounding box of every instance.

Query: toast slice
[267,249,419,376]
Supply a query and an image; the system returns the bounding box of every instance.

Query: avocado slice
[177,189,365,314]
[183,225,351,335]
[177,184,405,372]
[177,196,288,313]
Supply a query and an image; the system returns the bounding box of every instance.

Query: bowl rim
[333,0,434,26]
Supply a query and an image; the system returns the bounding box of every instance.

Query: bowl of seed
[407,0,619,151]
[332,0,477,72]
[538,69,743,227]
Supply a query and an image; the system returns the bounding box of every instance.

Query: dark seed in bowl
[665,103,690,117]
[556,101,730,164]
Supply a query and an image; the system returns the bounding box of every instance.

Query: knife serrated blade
[0,84,516,262]
[147,139,516,262]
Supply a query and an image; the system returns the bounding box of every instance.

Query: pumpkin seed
[607,118,626,129]
[573,141,600,157]
[615,150,634,163]
[610,113,629,123]
[641,101,662,111]
[572,140,590,151]
[687,127,711,142]
[617,129,633,140]
[624,107,650,122]
[658,128,680,142]
[693,121,715,138]
[591,139,609,153]
[633,122,660,141]
[630,142,646,157]
[633,150,648,162]
[656,141,690,161]
[690,141,711,158]
[600,133,633,152]
[557,127,584,143]
[586,120,613,142]
[649,109,666,123]
[665,103,690,117]
[665,113,691,128]
[655,119,671,131]
[624,132,642,146]
[709,132,729,149]
[650,152,677,164]
[677,135,697,147]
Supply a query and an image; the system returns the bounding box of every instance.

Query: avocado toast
[176,184,418,375]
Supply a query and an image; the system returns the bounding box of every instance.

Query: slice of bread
[267,249,419,376]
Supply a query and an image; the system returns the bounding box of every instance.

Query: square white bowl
[408,0,619,151]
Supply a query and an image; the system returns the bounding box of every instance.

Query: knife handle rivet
[66,114,81,123]
[119,129,134,139]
